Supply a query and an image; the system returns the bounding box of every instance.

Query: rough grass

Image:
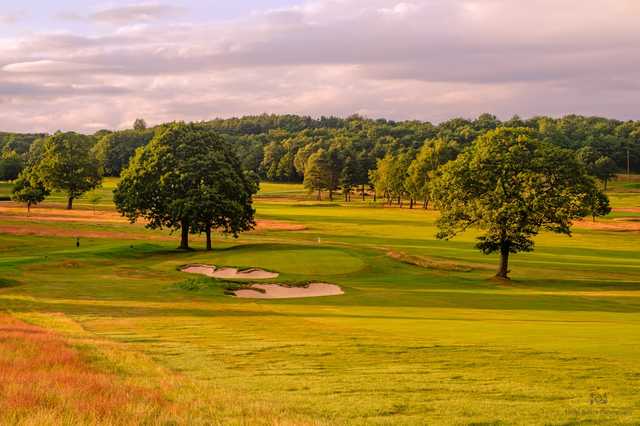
[0,315,174,425]
[387,250,476,272]
[0,177,639,424]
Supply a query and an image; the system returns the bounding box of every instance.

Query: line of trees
[3,113,636,216]
[3,114,638,190]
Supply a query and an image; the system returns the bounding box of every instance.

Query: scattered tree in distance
[11,173,49,215]
[431,128,610,280]
[34,132,102,210]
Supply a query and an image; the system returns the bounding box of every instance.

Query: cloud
[90,3,185,24]
[0,80,130,97]
[0,0,639,132]
[0,10,26,24]
[378,2,420,16]
[3,60,115,74]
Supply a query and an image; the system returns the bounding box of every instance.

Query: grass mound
[172,276,256,295]
[387,250,475,272]
[172,276,323,297]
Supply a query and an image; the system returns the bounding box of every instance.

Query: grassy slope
[0,178,639,424]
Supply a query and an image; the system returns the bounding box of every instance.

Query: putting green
[200,245,366,277]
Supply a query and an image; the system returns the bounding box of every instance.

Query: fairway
[1,179,639,425]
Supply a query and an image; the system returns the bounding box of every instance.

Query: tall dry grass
[0,315,175,425]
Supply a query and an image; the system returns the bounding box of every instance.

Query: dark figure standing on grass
[76,237,80,248]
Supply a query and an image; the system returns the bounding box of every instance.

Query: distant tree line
[3,114,637,201]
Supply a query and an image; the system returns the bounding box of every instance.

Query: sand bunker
[235,283,344,299]
[182,265,279,279]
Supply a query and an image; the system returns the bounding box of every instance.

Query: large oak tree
[431,128,610,280]
[114,122,257,250]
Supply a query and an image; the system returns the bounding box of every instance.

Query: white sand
[182,265,279,279]
[234,283,344,299]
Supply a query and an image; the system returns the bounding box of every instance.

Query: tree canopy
[93,129,155,176]
[0,150,24,181]
[114,122,257,250]
[11,173,49,214]
[33,132,102,209]
[431,128,610,279]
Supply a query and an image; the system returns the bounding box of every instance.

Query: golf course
[1,176,639,425]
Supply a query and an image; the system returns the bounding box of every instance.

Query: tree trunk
[329,189,333,201]
[205,224,212,251]
[604,179,608,192]
[496,243,510,279]
[317,188,321,200]
[67,197,74,210]
[409,198,414,209]
[179,220,190,250]
[27,202,31,217]
[361,184,366,201]
[423,198,429,209]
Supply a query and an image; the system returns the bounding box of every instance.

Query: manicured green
[0,180,639,424]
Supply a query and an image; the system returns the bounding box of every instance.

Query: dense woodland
[1,114,639,203]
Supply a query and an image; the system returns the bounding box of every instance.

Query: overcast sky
[1,0,639,133]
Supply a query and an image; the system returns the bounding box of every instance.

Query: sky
[1,0,639,133]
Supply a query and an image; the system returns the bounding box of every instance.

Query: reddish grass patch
[0,204,127,222]
[0,224,162,240]
[0,315,173,424]
[613,207,640,213]
[574,218,640,232]
[0,203,305,238]
[253,220,307,231]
